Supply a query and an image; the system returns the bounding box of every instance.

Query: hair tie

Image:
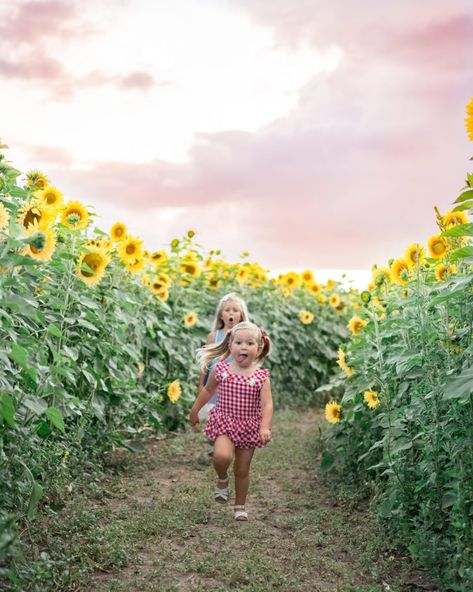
[260,327,269,345]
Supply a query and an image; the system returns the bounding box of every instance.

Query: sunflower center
[23,208,41,228]
[433,242,445,254]
[126,244,136,255]
[115,227,124,237]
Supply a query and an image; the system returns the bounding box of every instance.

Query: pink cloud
[0,1,156,96]
[0,1,94,45]
[14,1,473,269]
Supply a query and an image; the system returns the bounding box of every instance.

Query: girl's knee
[213,450,232,467]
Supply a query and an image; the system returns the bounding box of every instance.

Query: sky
[2,0,473,288]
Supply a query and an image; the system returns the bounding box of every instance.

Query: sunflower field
[0,142,353,576]
[321,99,473,590]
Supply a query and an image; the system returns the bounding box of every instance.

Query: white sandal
[214,475,229,503]
[234,505,248,521]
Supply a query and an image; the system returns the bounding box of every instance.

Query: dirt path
[66,408,436,592]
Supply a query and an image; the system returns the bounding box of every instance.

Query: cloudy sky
[2,0,473,284]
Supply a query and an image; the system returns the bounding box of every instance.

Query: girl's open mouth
[237,353,247,363]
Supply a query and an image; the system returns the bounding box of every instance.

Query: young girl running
[196,293,249,453]
[190,321,273,521]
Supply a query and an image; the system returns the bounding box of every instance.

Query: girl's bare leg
[213,435,234,487]
[233,448,255,506]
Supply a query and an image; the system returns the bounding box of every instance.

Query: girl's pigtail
[257,328,271,363]
[197,330,232,371]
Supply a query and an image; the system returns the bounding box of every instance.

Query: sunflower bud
[23,230,46,250]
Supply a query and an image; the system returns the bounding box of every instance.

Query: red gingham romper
[204,360,270,449]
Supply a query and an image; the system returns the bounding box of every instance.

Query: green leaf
[9,343,28,369]
[27,482,44,519]
[441,491,457,509]
[452,200,473,212]
[23,396,48,416]
[453,188,473,204]
[429,287,468,306]
[320,451,336,472]
[47,324,62,338]
[0,393,15,428]
[390,437,412,455]
[36,420,52,438]
[443,367,473,403]
[46,407,65,433]
[442,223,473,237]
[449,246,473,262]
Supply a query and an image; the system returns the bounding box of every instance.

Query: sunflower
[443,210,469,228]
[187,229,195,238]
[329,294,341,308]
[236,267,250,285]
[171,238,179,250]
[360,290,371,304]
[183,311,198,327]
[427,235,448,259]
[299,310,314,324]
[363,390,380,409]
[117,235,143,264]
[167,380,181,403]
[373,267,391,288]
[61,200,90,230]
[17,200,51,229]
[110,222,127,242]
[26,170,48,190]
[390,258,410,285]
[336,348,354,377]
[155,287,169,302]
[36,185,63,212]
[141,273,151,286]
[347,316,368,335]
[465,98,473,140]
[434,264,449,282]
[301,269,314,284]
[76,246,111,286]
[0,202,10,230]
[126,256,146,274]
[150,279,167,294]
[318,294,327,304]
[404,243,425,268]
[283,272,300,289]
[307,281,321,295]
[150,249,168,266]
[325,401,341,424]
[23,220,57,262]
[180,259,201,277]
[207,275,221,290]
[326,279,335,291]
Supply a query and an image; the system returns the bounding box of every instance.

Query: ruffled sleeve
[255,368,270,388]
[213,359,226,383]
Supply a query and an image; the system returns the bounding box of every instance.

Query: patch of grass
[2,409,431,591]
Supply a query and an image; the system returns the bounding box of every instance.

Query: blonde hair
[211,292,249,331]
[197,321,271,371]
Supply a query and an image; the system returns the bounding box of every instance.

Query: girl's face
[220,300,242,329]
[230,329,261,368]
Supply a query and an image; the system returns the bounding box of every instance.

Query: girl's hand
[189,408,200,426]
[260,426,272,445]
